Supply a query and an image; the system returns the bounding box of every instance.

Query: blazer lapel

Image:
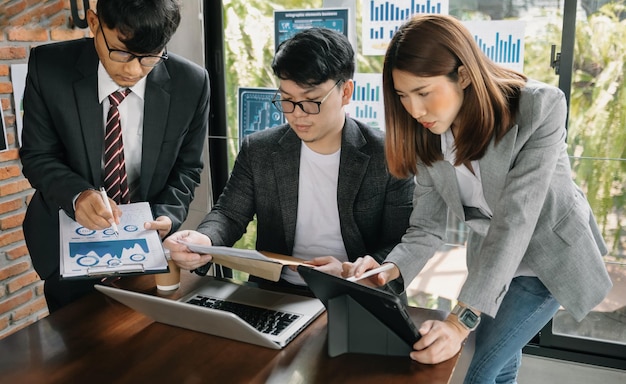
[74,45,103,185]
[478,124,518,207]
[273,130,302,252]
[140,65,171,198]
[337,119,368,226]
[429,160,465,220]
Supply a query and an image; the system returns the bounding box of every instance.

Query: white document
[178,242,307,282]
[59,202,167,279]
[178,242,274,263]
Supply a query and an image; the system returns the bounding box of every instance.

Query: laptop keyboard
[186,295,301,336]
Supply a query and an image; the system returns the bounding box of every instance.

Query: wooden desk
[0,272,465,384]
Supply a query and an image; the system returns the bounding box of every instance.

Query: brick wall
[0,0,94,339]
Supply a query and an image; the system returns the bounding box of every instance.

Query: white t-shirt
[283,142,348,285]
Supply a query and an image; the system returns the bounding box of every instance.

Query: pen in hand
[99,187,119,237]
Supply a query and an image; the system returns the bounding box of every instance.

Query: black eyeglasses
[271,80,342,115]
[99,23,168,67]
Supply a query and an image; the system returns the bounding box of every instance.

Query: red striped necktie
[104,88,131,204]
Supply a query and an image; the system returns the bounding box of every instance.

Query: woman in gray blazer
[343,14,612,383]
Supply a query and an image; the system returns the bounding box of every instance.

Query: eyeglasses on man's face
[99,22,168,67]
[271,80,342,115]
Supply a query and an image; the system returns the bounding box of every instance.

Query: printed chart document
[179,241,308,282]
[59,202,167,279]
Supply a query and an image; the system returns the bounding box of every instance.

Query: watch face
[460,308,480,328]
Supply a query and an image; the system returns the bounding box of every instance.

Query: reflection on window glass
[554,1,626,346]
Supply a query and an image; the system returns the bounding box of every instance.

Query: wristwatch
[451,304,481,331]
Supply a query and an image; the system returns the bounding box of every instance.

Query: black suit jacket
[198,118,415,263]
[20,38,210,280]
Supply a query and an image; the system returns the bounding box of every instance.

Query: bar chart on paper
[464,21,526,71]
[360,1,525,72]
[362,0,450,55]
[345,73,385,131]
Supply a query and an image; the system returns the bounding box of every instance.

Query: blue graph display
[69,239,150,267]
[352,80,381,102]
[355,105,377,119]
[352,79,381,119]
[369,0,443,22]
[474,32,521,64]
[346,74,385,130]
[274,8,349,52]
[362,0,449,55]
[238,88,286,140]
[464,21,525,71]
[70,239,150,259]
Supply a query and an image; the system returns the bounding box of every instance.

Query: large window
[522,0,626,368]
[214,0,626,367]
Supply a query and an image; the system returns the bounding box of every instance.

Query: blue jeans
[464,276,560,384]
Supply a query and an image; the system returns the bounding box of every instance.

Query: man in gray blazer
[19,0,209,312]
[164,28,414,288]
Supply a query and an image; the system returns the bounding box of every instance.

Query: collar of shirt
[97,62,147,103]
[441,128,457,164]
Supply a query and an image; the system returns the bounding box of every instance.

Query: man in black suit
[19,0,210,312]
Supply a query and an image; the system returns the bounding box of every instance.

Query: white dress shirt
[98,63,146,200]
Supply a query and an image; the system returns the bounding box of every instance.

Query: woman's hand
[410,317,470,364]
[341,255,400,287]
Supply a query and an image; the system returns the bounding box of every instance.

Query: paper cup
[155,258,181,291]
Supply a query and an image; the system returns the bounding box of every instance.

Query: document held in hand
[178,241,307,282]
[59,202,168,279]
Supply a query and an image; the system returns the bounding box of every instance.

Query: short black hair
[96,0,181,54]
[272,28,355,87]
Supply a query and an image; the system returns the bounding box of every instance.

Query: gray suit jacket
[20,38,210,280]
[197,117,415,264]
[386,80,612,321]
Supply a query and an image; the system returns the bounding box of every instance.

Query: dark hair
[272,28,355,87]
[96,0,181,54]
[383,14,527,178]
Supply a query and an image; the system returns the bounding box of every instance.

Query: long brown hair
[383,14,527,178]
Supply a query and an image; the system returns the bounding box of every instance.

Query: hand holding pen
[99,187,120,237]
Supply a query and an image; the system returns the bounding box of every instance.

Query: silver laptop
[95,277,325,349]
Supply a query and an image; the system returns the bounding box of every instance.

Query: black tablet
[297,265,421,346]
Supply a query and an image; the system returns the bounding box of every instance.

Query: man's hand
[163,230,214,271]
[302,256,343,277]
[144,215,172,239]
[75,189,122,230]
